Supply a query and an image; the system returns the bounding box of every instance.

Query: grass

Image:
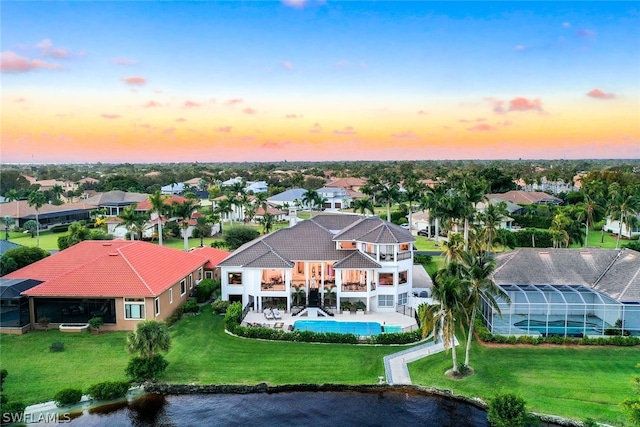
[8,230,69,251]
[570,228,628,249]
[408,340,638,425]
[413,235,445,251]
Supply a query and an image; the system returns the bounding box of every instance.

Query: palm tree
[4,189,20,202]
[458,178,487,252]
[549,213,571,248]
[27,191,46,247]
[575,194,603,247]
[148,190,167,246]
[376,173,401,222]
[442,232,464,264]
[459,250,508,368]
[608,189,640,249]
[479,201,508,252]
[403,178,426,232]
[50,184,64,202]
[117,204,146,241]
[260,213,275,234]
[302,189,320,217]
[2,216,14,240]
[418,266,468,375]
[194,215,212,247]
[172,200,198,252]
[323,285,337,307]
[254,192,269,215]
[292,285,306,306]
[215,198,233,231]
[352,198,374,216]
[126,320,171,359]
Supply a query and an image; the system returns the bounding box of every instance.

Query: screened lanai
[481,284,640,337]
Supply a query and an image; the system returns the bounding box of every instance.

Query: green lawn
[570,228,627,249]
[409,341,638,425]
[8,230,69,252]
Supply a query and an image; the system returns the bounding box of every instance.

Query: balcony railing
[341,282,367,292]
[261,282,286,291]
[397,252,412,261]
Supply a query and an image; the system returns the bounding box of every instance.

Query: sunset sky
[1,1,639,163]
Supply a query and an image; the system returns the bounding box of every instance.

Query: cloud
[514,44,528,52]
[285,114,301,119]
[260,140,292,149]
[309,123,322,133]
[175,118,187,122]
[122,76,147,85]
[238,136,256,142]
[225,98,243,106]
[333,126,356,136]
[184,100,201,108]
[111,57,138,66]
[484,97,506,113]
[209,98,217,104]
[577,29,597,38]
[467,124,496,132]
[417,110,428,116]
[242,107,257,115]
[587,88,615,100]
[282,0,307,8]
[35,39,72,58]
[15,98,26,103]
[1,51,62,73]
[100,114,121,119]
[162,128,176,135]
[562,22,571,28]
[281,61,293,70]
[143,100,162,108]
[359,62,368,70]
[216,126,232,133]
[335,60,349,68]
[509,97,543,112]
[391,131,419,139]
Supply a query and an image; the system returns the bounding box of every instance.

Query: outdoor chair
[264,308,275,320]
[272,308,282,319]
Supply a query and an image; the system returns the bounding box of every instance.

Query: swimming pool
[293,320,382,336]
[514,319,600,336]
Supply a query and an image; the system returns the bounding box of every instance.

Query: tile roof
[136,195,188,211]
[487,191,562,205]
[333,216,414,244]
[0,201,98,219]
[190,246,231,268]
[267,188,307,202]
[82,190,148,206]
[592,249,640,303]
[310,214,361,231]
[7,240,208,298]
[333,251,380,269]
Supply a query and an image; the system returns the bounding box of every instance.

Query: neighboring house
[602,214,640,239]
[0,240,22,256]
[0,278,42,334]
[219,214,415,314]
[325,177,366,199]
[254,203,288,221]
[516,176,578,194]
[245,181,268,194]
[482,248,640,336]
[267,188,309,209]
[0,200,97,228]
[487,190,562,205]
[317,187,351,211]
[3,240,217,332]
[83,190,148,216]
[161,182,185,195]
[190,246,230,281]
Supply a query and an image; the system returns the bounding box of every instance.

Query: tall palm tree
[4,189,20,202]
[215,198,234,229]
[2,216,15,240]
[479,201,508,252]
[27,191,46,247]
[458,178,487,252]
[418,266,468,375]
[442,232,464,264]
[117,204,146,241]
[148,190,167,246]
[50,184,64,202]
[403,178,426,232]
[302,189,320,217]
[459,250,508,368]
[608,189,640,249]
[172,200,198,252]
[575,194,603,247]
[376,173,401,222]
[254,192,269,215]
[549,213,571,248]
[194,215,212,247]
[126,320,171,359]
[260,212,275,234]
[352,198,374,216]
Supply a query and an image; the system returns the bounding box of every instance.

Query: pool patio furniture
[264,308,275,320]
[272,308,282,319]
[274,322,284,329]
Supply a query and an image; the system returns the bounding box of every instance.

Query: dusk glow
[2,1,639,163]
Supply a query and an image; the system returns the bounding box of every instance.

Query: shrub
[88,317,104,333]
[86,381,131,401]
[0,369,6,391]
[125,355,169,382]
[224,302,243,330]
[211,300,230,314]
[50,224,70,233]
[166,299,200,327]
[487,393,530,427]
[54,388,83,407]
[413,254,432,265]
[196,279,219,303]
[368,330,422,345]
[223,225,260,250]
[182,299,200,313]
[1,400,26,419]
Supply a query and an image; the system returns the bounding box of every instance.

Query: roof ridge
[492,249,520,277]
[258,239,294,266]
[381,223,400,243]
[592,249,623,287]
[118,242,156,295]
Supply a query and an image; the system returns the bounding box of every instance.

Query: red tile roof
[7,240,208,298]
[190,246,231,268]
[135,195,188,211]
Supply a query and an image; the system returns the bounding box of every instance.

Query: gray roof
[310,214,361,232]
[0,278,42,299]
[0,240,22,256]
[267,188,307,203]
[333,216,414,244]
[83,190,148,206]
[592,249,640,303]
[493,248,618,287]
[333,251,381,269]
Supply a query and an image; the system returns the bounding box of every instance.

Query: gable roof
[267,188,307,203]
[7,240,208,298]
[190,246,231,269]
[487,191,562,205]
[83,190,148,206]
[135,195,188,211]
[325,177,366,189]
[333,216,414,244]
[333,251,381,269]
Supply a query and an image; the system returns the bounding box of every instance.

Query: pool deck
[243,310,418,332]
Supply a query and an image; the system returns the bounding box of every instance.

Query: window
[198,268,203,281]
[189,275,193,289]
[169,289,173,304]
[378,295,394,308]
[180,279,186,296]
[398,292,408,306]
[399,243,410,252]
[155,297,160,316]
[229,272,242,284]
[124,298,145,319]
[339,241,356,249]
[399,271,408,284]
[378,273,394,286]
[205,271,213,279]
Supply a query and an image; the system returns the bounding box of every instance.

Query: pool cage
[480,284,640,337]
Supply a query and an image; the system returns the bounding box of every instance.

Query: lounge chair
[264,308,275,320]
[272,308,282,319]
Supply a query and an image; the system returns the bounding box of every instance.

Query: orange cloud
[587,88,615,100]
[243,107,257,115]
[216,126,232,133]
[162,128,175,135]
[1,51,62,73]
[15,98,26,103]
[333,126,356,136]
[417,110,428,116]
[143,100,162,108]
[467,124,496,132]
[285,114,301,119]
[111,57,137,66]
[260,140,291,149]
[100,114,121,119]
[391,131,419,139]
[184,100,201,108]
[225,98,243,106]
[309,123,322,133]
[175,118,187,122]
[122,76,147,85]
[509,97,542,112]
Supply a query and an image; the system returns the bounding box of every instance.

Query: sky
[1,1,639,163]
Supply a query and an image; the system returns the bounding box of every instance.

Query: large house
[1,240,226,332]
[0,200,97,229]
[487,190,562,205]
[602,214,640,239]
[483,248,640,337]
[219,214,415,314]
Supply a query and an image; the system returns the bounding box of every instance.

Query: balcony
[341,282,367,292]
[261,282,286,291]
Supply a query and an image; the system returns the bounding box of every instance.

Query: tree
[27,191,46,247]
[352,198,374,216]
[403,178,426,232]
[302,189,320,217]
[3,189,20,202]
[456,177,487,252]
[549,213,571,248]
[260,213,275,234]
[171,200,198,252]
[23,220,37,238]
[459,250,508,369]
[418,265,467,376]
[479,201,508,252]
[117,204,146,241]
[194,215,212,247]
[487,393,530,427]
[58,221,91,250]
[376,173,401,222]
[2,216,15,240]
[223,225,260,250]
[126,320,171,359]
[148,190,167,246]
[215,198,234,229]
[50,184,64,202]
[608,189,640,249]
[0,246,50,275]
[620,363,640,425]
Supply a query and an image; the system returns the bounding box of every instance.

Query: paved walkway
[383,337,459,384]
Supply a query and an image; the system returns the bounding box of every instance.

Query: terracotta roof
[333,216,414,244]
[190,246,231,269]
[136,195,188,211]
[325,177,366,189]
[0,200,98,219]
[487,191,562,205]
[83,190,148,206]
[8,240,207,298]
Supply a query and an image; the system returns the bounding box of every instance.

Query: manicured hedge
[86,381,131,401]
[54,388,82,407]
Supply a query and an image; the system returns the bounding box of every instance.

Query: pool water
[514,319,600,336]
[293,320,382,336]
